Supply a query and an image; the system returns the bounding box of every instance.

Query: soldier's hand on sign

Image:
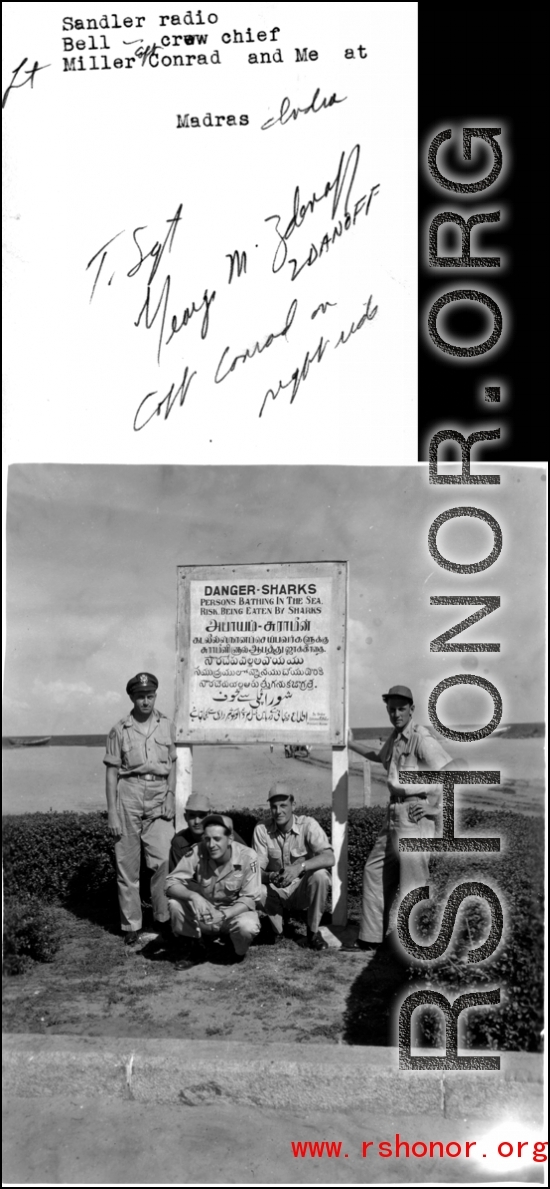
[407,800,431,823]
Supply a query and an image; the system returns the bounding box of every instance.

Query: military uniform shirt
[376,720,451,800]
[165,839,261,911]
[169,826,246,872]
[103,709,177,777]
[253,814,333,873]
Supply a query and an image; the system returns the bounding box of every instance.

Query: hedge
[341,807,545,1053]
[2,806,544,1052]
[1,805,387,906]
[3,811,119,908]
[3,896,62,974]
[403,811,545,1054]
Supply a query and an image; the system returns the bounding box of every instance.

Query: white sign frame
[176,560,348,746]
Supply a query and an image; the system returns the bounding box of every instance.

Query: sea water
[2,737,545,816]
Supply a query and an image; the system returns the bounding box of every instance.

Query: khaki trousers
[260,869,331,934]
[168,898,260,956]
[359,801,434,943]
[114,777,174,932]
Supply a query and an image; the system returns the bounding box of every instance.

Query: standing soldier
[345,685,454,954]
[104,672,176,946]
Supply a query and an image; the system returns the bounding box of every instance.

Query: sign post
[175,561,349,920]
[363,759,372,807]
[175,744,193,828]
[331,748,349,927]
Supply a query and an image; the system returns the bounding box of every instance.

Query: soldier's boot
[306,927,328,951]
[123,930,141,948]
[340,939,380,955]
[173,938,208,971]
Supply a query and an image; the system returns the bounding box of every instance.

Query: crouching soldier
[253,783,335,950]
[165,814,261,969]
[168,791,246,872]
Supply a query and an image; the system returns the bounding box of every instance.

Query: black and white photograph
[3,463,546,1183]
[2,1,546,1185]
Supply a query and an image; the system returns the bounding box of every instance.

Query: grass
[3,806,544,1052]
[2,904,353,1044]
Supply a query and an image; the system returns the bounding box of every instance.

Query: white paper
[3,1,417,467]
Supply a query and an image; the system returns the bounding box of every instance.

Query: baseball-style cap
[267,782,294,802]
[185,791,213,814]
[202,813,234,833]
[126,672,158,697]
[382,685,414,704]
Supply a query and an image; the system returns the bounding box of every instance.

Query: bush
[2,811,117,908]
[2,806,544,1051]
[402,808,545,1053]
[3,896,61,974]
[1,805,387,905]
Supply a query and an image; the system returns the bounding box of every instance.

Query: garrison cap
[126,671,159,698]
[267,782,294,802]
[202,813,234,833]
[185,791,213,814]
[382,685,414,704]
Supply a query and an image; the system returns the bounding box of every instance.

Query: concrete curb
[2,1036,543,1120]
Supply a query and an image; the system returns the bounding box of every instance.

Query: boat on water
[6,736,52,748]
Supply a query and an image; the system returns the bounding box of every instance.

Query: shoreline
[2,745,545,819]
[2,721,545,748]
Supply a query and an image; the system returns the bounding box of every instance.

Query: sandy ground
[3,739,545,1185]
[2,903,378,1045]
[3,1096,546,1185]
[3,738,544,1048]
[2,739,545,816]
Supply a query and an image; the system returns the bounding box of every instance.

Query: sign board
[176,562,348,745]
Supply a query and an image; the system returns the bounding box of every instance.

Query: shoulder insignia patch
[249,859,258,874]
[108,729,117,741]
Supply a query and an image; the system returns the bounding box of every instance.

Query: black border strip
[418,6,536,462]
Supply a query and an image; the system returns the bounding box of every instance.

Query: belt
[122,772,167,782]
[389,792,428,803]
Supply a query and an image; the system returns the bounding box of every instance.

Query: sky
[3,463,546,735]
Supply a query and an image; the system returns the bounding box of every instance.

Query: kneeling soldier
[165,814,261,969]
[168,791,246,872]
[253,783,335,950]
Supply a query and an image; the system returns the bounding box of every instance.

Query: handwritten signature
[265,144,361,273]
[261,88,346,131]
[258,297,378,417]
[133,365,196,431]
[288,184,380,281]
[214,299,297,384]
[86,144,381,431]
[87,205,216,364]
[2,58,50,109]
